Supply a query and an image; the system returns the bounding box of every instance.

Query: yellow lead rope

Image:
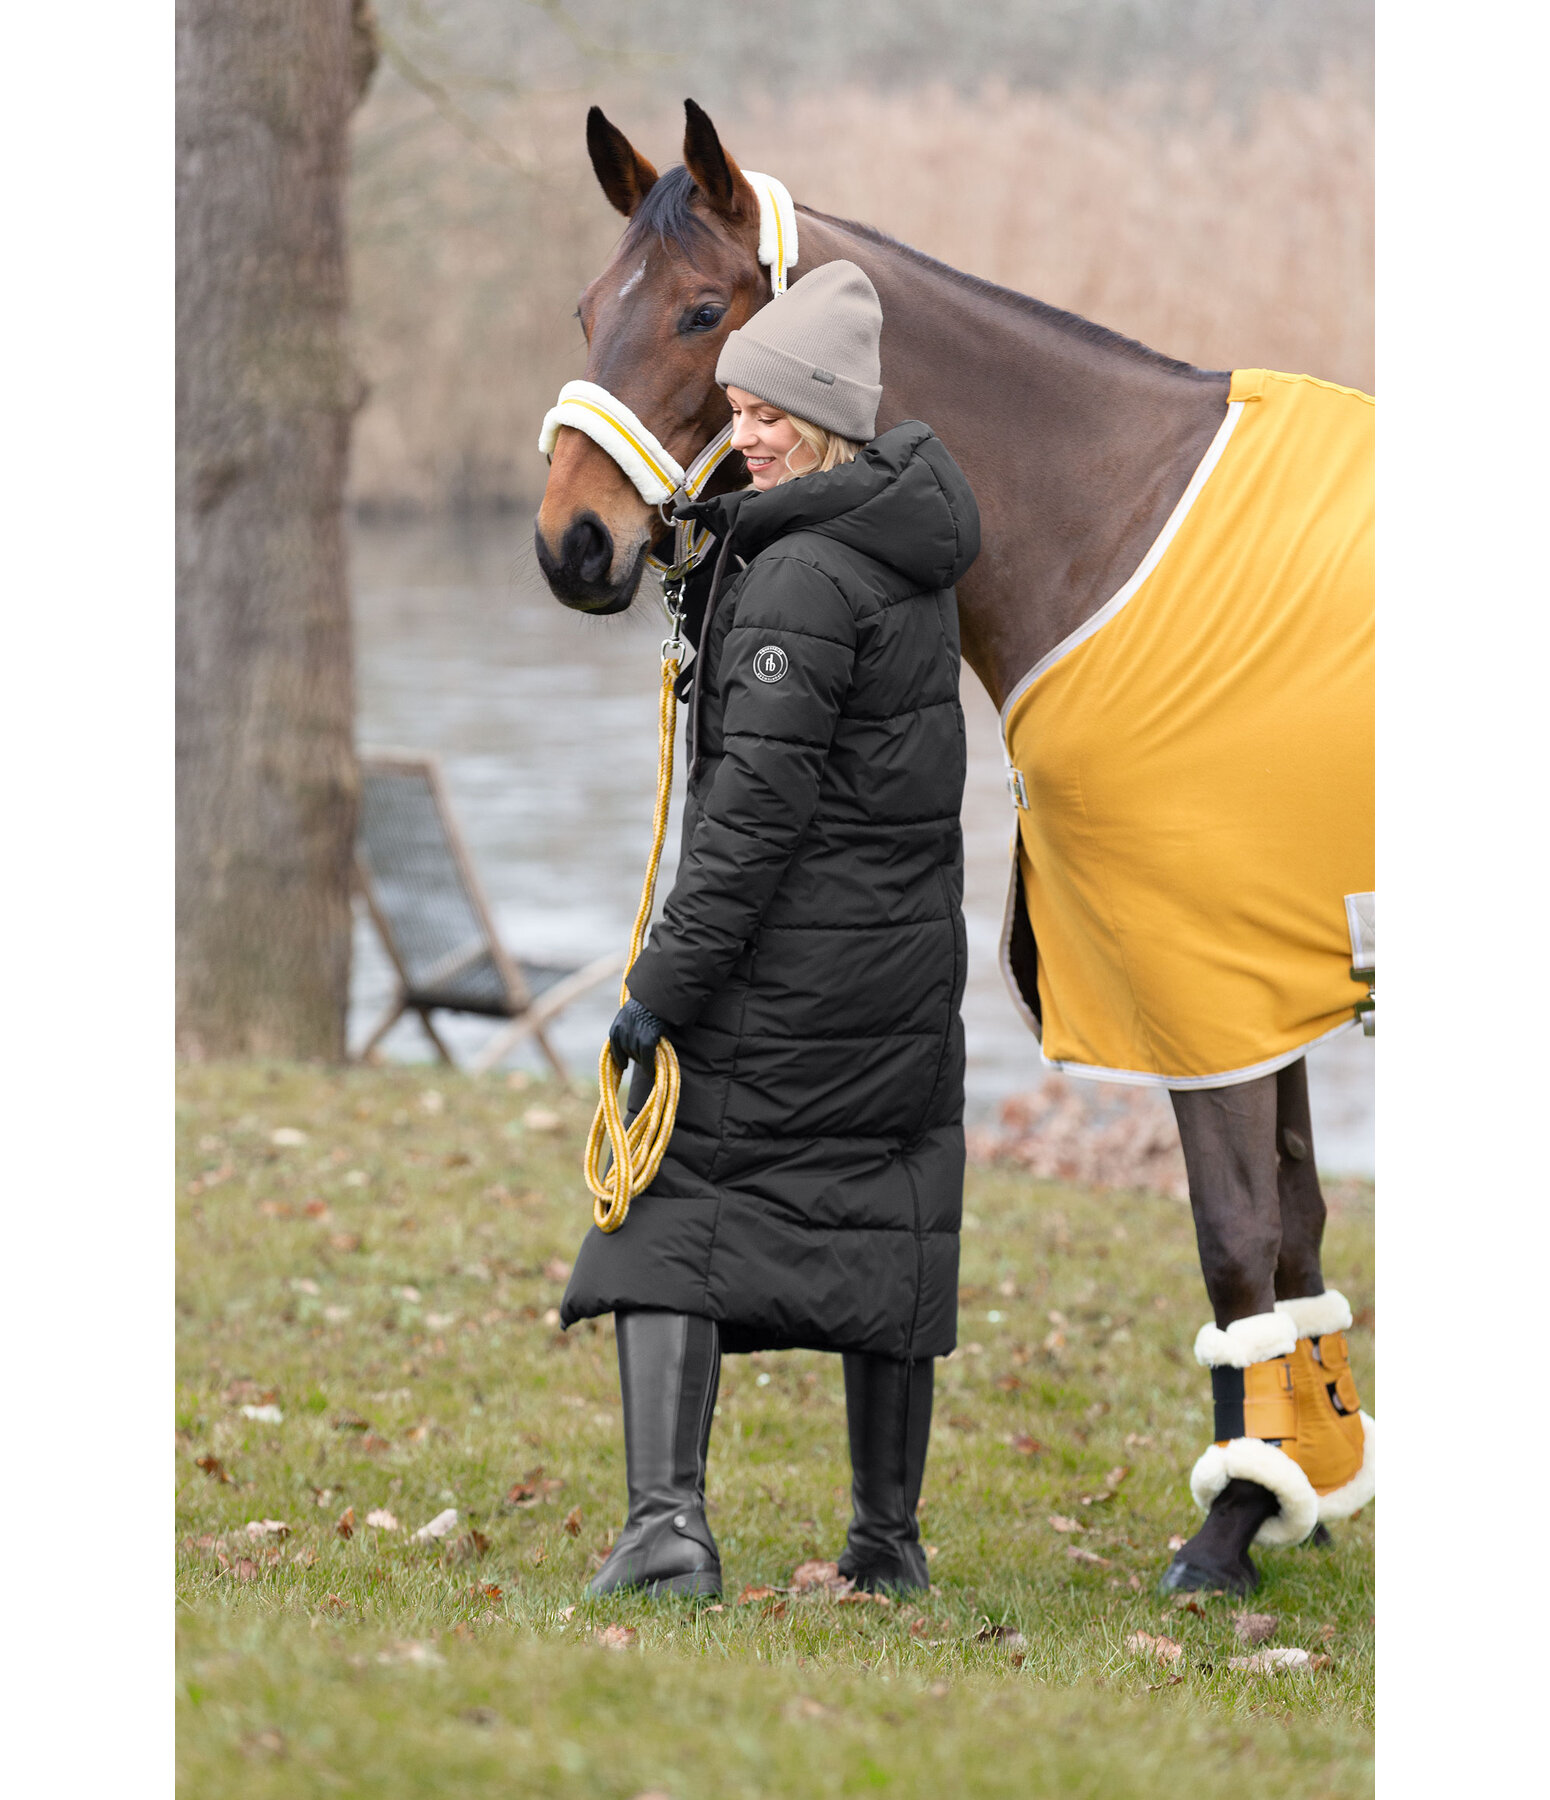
[582,642,684,1232]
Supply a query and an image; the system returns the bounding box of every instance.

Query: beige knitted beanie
[715,259,883,441]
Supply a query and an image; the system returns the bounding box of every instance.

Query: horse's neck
[795,213,1230,710]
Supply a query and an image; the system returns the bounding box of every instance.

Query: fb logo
[753,645,788,684]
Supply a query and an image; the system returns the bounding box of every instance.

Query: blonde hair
[778,414,862,483]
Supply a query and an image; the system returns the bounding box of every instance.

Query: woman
[561,259,980,1597]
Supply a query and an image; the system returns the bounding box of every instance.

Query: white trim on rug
[998,398,1245,730]
[1035,1014,1360,1091]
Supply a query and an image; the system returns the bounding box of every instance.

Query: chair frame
[353,748,624,1080]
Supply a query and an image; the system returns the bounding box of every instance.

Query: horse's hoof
[1156,1554,1258,1598]
[1307,1523,1333,1550]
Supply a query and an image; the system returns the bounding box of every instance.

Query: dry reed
[347,78,1372,513]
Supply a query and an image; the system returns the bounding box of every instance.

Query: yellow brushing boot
[1188,1312,1320,1548]
[1274,1290,1375,1524]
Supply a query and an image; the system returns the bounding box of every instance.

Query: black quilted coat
[562,422,979,1359]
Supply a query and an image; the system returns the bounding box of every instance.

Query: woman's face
[726,386,812,490]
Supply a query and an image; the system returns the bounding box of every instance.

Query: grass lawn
[177,1062,1374,1798]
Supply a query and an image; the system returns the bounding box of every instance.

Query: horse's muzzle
[533,512,642,614]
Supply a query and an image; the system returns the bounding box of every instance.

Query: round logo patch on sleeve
[752,645,789,684]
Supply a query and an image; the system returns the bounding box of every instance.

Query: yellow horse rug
[999,368,1374,1087]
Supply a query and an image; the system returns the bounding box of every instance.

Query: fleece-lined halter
[538,172,800,587]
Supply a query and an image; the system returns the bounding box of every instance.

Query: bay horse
[534,99,1373,1595]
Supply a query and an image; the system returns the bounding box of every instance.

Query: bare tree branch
[377,26,539,174]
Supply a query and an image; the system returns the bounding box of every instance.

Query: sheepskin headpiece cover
[715,258,883,442]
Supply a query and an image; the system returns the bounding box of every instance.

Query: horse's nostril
[564,514,613,586]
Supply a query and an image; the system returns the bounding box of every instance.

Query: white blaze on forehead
[618,260,647,299]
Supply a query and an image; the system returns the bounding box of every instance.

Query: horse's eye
[685,303,725,334]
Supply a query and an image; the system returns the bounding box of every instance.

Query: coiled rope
[582,602,686,1232]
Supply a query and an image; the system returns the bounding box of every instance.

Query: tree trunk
[176,1,377,1060]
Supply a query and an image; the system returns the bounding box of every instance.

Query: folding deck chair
[353,749,625,1079]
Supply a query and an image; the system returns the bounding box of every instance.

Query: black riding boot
[836,1352,934,1593]
[586,1310,723,1599]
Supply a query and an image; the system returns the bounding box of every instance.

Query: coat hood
[679,421,980,591]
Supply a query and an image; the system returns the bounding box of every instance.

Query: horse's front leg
[1159,1073,1314,1594]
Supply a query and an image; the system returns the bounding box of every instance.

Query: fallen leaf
[344,1170,369,1187]
[784,1696,832,1721]
[1171,1596,1208,1615]
[1233,1612,1278,1646]
[1225,1646,1318,1673]
[1126,1631,1183,1664]
[1148,1675,1186,1692]
[304,1198,331,1219]
[446,1530,491,1563]
[563,1507,583,1537]
[419,1090,445,1115]
[974,1624,1027,1649]
[1048,1515,1084,1533]
[928,1682,950,1698]
[1167,1534,1187,1552]
[291,1277,321,1296]
[291,1546,318,1568]
[333,1411,370,1432]
[241,1404,284,1424]
[947,1413,979,1433]
[378,1640,445,1667]
[362,1436,392,1454]
[232,1557,260,1582]
[529,1545,547,1567]
[1314,1622,1338,1644]
[524,1107,562,1133]
[244,1519,291,1539]
[365,1508,399,1531]
[335,1507,355,1539]
[194,1454,233,1484]
[1012,1434,1045,1456]
[542,1257,572,1282]
[329,1232,363,1253]
[258,1200,293,1219]
[321,1593,348,1612]
[737,1584,782,1604]
[1125,1432,1155,1448]
[909,1617,951,1641]
[1066,1547,1111,1567]
[241,1727,287,1759]
[594,1624,637,1651]
[790,1560,851,1595]
[836,1590,890,1606]
[994,1374,1024,1393]
[271,1127,307,1147]
[542,1307,561,1326]
[470,1583,503,1602]
[412,1508,459,1543]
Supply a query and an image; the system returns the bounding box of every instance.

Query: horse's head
[535,101,773,614]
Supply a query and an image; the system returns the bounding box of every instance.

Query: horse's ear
[682,98,757,223]
[586,106,659,217]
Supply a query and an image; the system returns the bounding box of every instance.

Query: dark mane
[800,204,1211,379]
[622,164,714,259]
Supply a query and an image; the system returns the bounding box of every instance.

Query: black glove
[608,998,666,1069]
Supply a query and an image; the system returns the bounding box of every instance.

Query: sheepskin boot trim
[1191,1437,1319,1548]
[1193,1311,1297,1369]
[1274,1288,1353,1339]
